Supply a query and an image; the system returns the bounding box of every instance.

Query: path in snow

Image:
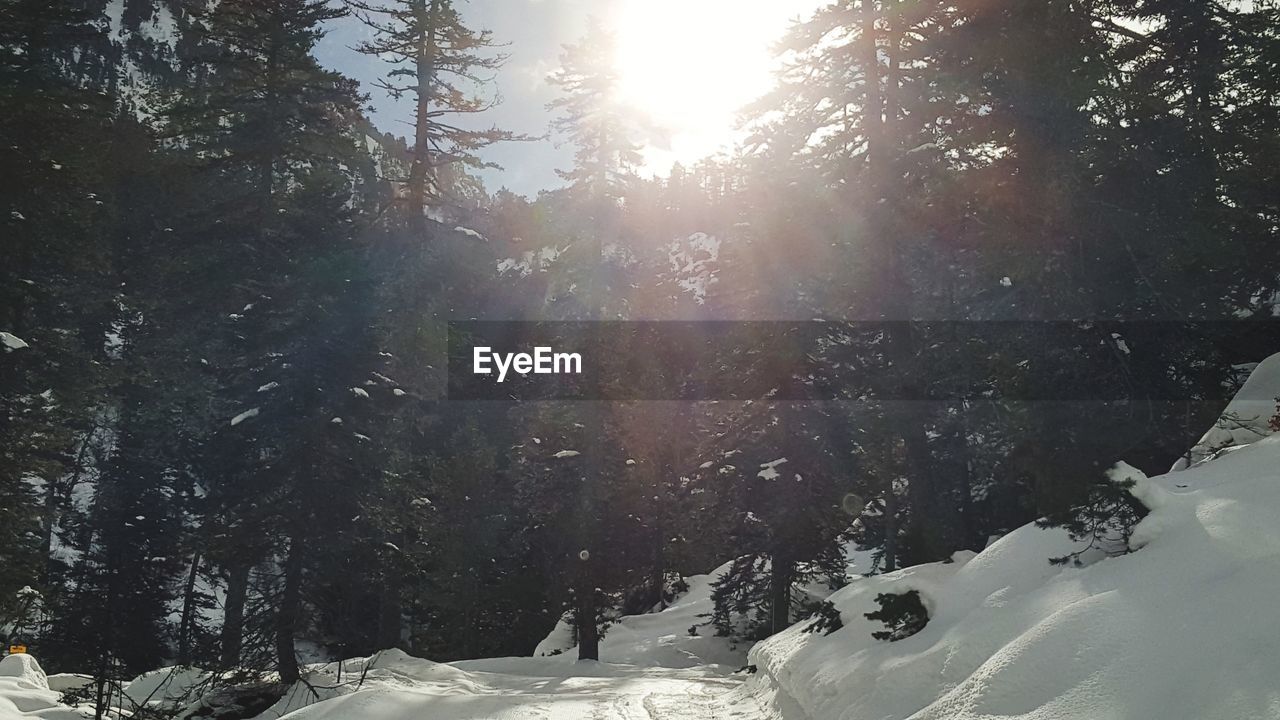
[254,653,775,720]
[452,669,753,720]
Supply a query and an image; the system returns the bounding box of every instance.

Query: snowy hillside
[7,357,1280,720]
[1175,352,1280,469]
[747,375,1280,719]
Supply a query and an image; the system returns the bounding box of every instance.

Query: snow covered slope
[748,357,1280,720]
[533,563,749,669]
[531,546,877,668]
[1175,352,1280,469]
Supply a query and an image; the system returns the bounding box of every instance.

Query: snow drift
[1176,352,1280,469]
[747,353,1280,720]
[0,654,83,720]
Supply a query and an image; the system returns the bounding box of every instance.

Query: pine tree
[350,0,521,216]
[0,0,121,638]
[546,19,642,204]
[168,0,366,228]
[164,0,375,682]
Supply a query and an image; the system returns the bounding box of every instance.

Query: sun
[611,0,823,172]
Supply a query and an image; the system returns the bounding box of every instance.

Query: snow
[666,232,721,305]
[1174,350,1280,469]
[392,388,406,397]
[1,332,29,351]
[1110,331,1130,355]
[229,407,259,426]
[351,387,369,398]
[10,360,1280,720]
[533,561,749,669]
[0,654,83,719]
[497,245,564,277]
[745,355,1280,720]
[43,674,91,695]
[454,226,487,241]
[251,650,752,720]
[757,457,787,480]
[123,666,212,711]
[256,382,279,393]
[552,450,580,458]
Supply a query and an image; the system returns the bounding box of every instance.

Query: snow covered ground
[747,359,1280,720]
[253,650,760,720]
[534,565,751,669]
[7,354,1280,720]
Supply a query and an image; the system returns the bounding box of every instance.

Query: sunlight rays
[610,0,825,171]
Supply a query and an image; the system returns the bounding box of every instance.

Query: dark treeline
[2,0,1278,711]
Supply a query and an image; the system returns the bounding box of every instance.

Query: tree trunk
[883,484,898,572]
[376,563,403,650]
[407,0,439,217]
[575,572,599,661]
[220,559,250,669]
[769,550,793,635]
[275,536,303,684]
[858,0,948,563]
[177,552,202,665]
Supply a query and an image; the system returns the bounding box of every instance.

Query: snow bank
[123,665,212,710]
[1176,351,1280,469]
[0,654,83,720]
[747,359,1280,720]
[257,650,473,718]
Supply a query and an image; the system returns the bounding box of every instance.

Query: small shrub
[803,600,843,636]
[864,590,928,641]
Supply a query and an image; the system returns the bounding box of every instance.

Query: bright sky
[317,0,826,197]
[612,0,824,173]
